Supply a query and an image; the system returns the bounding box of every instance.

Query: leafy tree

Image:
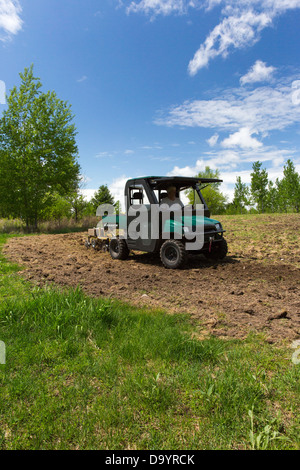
[279,159,300,212]
[232,176,251,214]
[275,178,287,212]
[187,167,227,215]
[82,201,96,217]
[66,191,88,223]
[265,180,279,213]
[0,65,80,230]
[64,179,90,222]
[250,161,269,213]
[90,185,115,213]
[41,192,72,224]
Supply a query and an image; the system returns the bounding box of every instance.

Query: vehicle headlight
[215,223,222,231]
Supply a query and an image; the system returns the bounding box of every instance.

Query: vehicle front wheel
[109,238,129,260]
[160,240,187,269]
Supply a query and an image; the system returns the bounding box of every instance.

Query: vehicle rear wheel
[109,238,129,260]
[160,240,187,269]
[206,238,228,260]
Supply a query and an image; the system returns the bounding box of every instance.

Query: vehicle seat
[132,192,143,204]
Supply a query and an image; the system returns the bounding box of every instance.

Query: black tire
[160,240,187,269]
[206,238,228,260]
[109,238,129,260]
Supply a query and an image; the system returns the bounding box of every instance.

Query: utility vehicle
[86,176,228,269]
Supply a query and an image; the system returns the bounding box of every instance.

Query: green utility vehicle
[86,176,228,269]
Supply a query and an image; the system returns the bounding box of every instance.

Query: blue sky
[1,0,300,206]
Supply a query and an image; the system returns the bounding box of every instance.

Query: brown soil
[4,214,300,344]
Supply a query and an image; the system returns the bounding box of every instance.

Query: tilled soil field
[4,214,300,344]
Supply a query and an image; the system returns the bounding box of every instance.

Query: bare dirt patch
[4,214,300,343]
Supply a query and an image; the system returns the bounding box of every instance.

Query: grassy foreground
[0,233,299,450]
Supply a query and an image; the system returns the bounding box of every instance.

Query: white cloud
[125,1,300,72]
[0,0,23,41]
[207,133,219,147]
[166,146,296,177]
[140,144,163,149]
[155,77,300,135]
[126,1,300,18]
[81,175,130,209]
[77,75,88,83]
[109,175,130,211]
[151,155,180,161]
[221,127,263,149]
[167,151,240,177]
[95,151,115,158]
[80,189,97,201]
[188,10,272,75]
[126,0,197,17]
[240,60,276,85]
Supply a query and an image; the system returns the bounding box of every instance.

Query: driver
[160,186,184,208]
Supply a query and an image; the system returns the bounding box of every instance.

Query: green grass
[0,234,299,450]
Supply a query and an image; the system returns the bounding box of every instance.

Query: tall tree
[91,185,115,213]
[265,180,280,213]
[279,159,300,213]
[64,178,89,222]
[66,191,88,223]
[232,176,250,213]
[250,161,269,213]
[0,65,80,230]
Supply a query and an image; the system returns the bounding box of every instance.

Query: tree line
[1,66,299,231]
[193,160,300,215]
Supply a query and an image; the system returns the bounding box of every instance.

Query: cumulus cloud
[156,73,299,180]
[167,151,240,177]
[0,0,23,41]
[109,175,130,211]
[81,175,130,210]
[240,60,276,85]
[155,78,300,135]
[221,127,263,149]
[80,189,97,202]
